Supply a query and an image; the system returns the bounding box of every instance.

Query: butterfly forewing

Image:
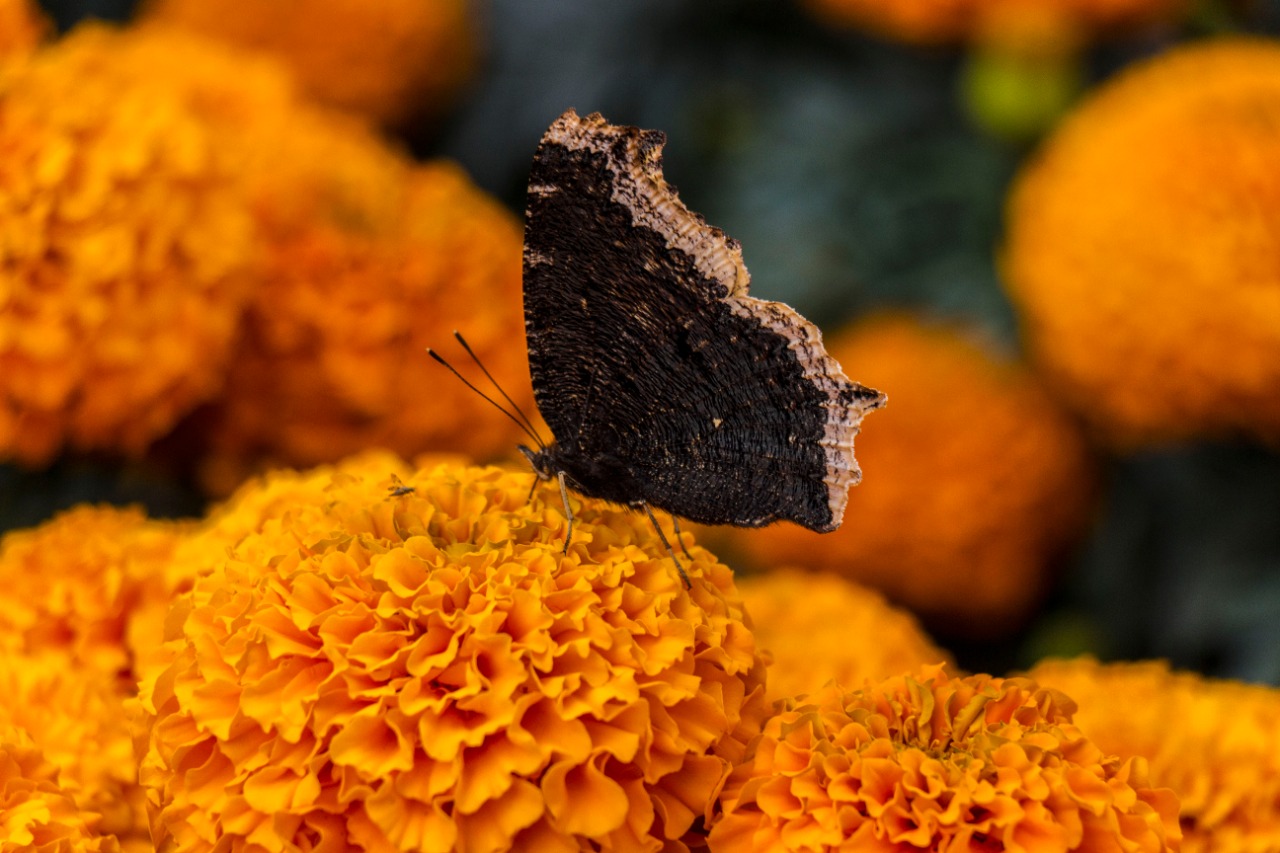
[522,109,884,531]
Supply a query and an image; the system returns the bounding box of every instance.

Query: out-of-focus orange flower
[183,162,531,496]
[802,0,1187,46]
[0,724,121,853]
[737,569,949,702]
[1003,39,1280,448]
[710,664,1181,852]
[0,504,187,684]
[1031,657,1280,853]
[0,24,261,466]
[137,455,768,852]
[726,313,1095,634]
[140,0,477,127]
[0,652,144,851]
[0,0,46,60]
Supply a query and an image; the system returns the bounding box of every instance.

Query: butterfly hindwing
[522,109,884,531]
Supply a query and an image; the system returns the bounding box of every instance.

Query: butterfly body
[521,109,884,533]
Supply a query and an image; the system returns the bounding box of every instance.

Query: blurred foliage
[12,0,1280,681]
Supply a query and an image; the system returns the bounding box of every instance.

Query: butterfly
[434,109,884,587]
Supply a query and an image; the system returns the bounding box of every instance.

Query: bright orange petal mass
[728,313,1095,634]
[137,455,768,852]
[737,569,950,702]
[0,724,121,853]
[801,0,1189,45]
[186,162,531,495]
[0,504,188,684]
[0,652,144,850]
[710,665,1181,852]
[1004,38,1280,447]
[141,0,477,127]
[0,24,260,465]
[1031,657,1280,853]
[0,0,46,60]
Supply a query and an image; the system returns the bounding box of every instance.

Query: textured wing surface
[522,109,884,530]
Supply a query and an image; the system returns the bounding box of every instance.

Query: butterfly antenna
[451,331,548,449]
[426,347,545,448]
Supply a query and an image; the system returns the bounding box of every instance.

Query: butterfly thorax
[518,442,646,508]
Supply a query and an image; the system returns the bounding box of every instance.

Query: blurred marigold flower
[140,0,477,127]
[728,313,1095,634]
[0,504,188,684]
[0,0,46,61]
[737,568,950,702]
[1030,657,1280,853]
[801,0,1188,46]
[710,664,1181,852]
[1003,39,1280,448]
[183,162,531,496]
[0,724,121,853]
[0,651,145,851]
[137,455,768,852]
[0,24,261,466]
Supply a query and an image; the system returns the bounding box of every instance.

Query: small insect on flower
[431,109,884,587]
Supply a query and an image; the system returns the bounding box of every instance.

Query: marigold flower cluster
[137,455,768,852]
[801,0,1188,46]
[1003,39,1280,448]
[1031,657,1280,853]
[0,652,145,851]
[0,25,259,465]
[0,504,186,683]
[140,0,477,127]
[737,569,949,702]
[0,23,531,479]
[710,664,1181,852]
[730,313,1095,633]
[191,162,530,495]
[0,725,120,853]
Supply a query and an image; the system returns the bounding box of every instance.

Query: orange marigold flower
[1003,39,1280,448]
[1030,657,1280,853]
[802,0,1188,46]
[0,724,121,853]
[0,651,144,850]
[710,664,1181,852]
[737,569,950,702]
[0,24,262,466]
[0,504,188,684]
[0,0,47,60]
[727,313,1095,634]
[137,456,768,852]
[184,162,531,495]
[140,0,477,127]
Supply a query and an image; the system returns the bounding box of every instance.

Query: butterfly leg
[642,502,692,590]
[557,470,574,555]
[669,514,695,562]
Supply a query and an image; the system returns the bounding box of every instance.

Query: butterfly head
[518,443,557,481]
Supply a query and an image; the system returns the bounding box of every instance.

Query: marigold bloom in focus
[0,504,187,683]
[1004,39,1280,447]
[0,0,46,60]
[710,664,1180,852]
[138,455,768,852]
[185,162,531,495]
[737,569,949,702]
[0,25,260,466]
[728,313,1095,633]
[0,725,120,853]
[141,0,477,127]
[1031,657,1280,853]
[801,0,1187,46]
[0,652,144,850]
